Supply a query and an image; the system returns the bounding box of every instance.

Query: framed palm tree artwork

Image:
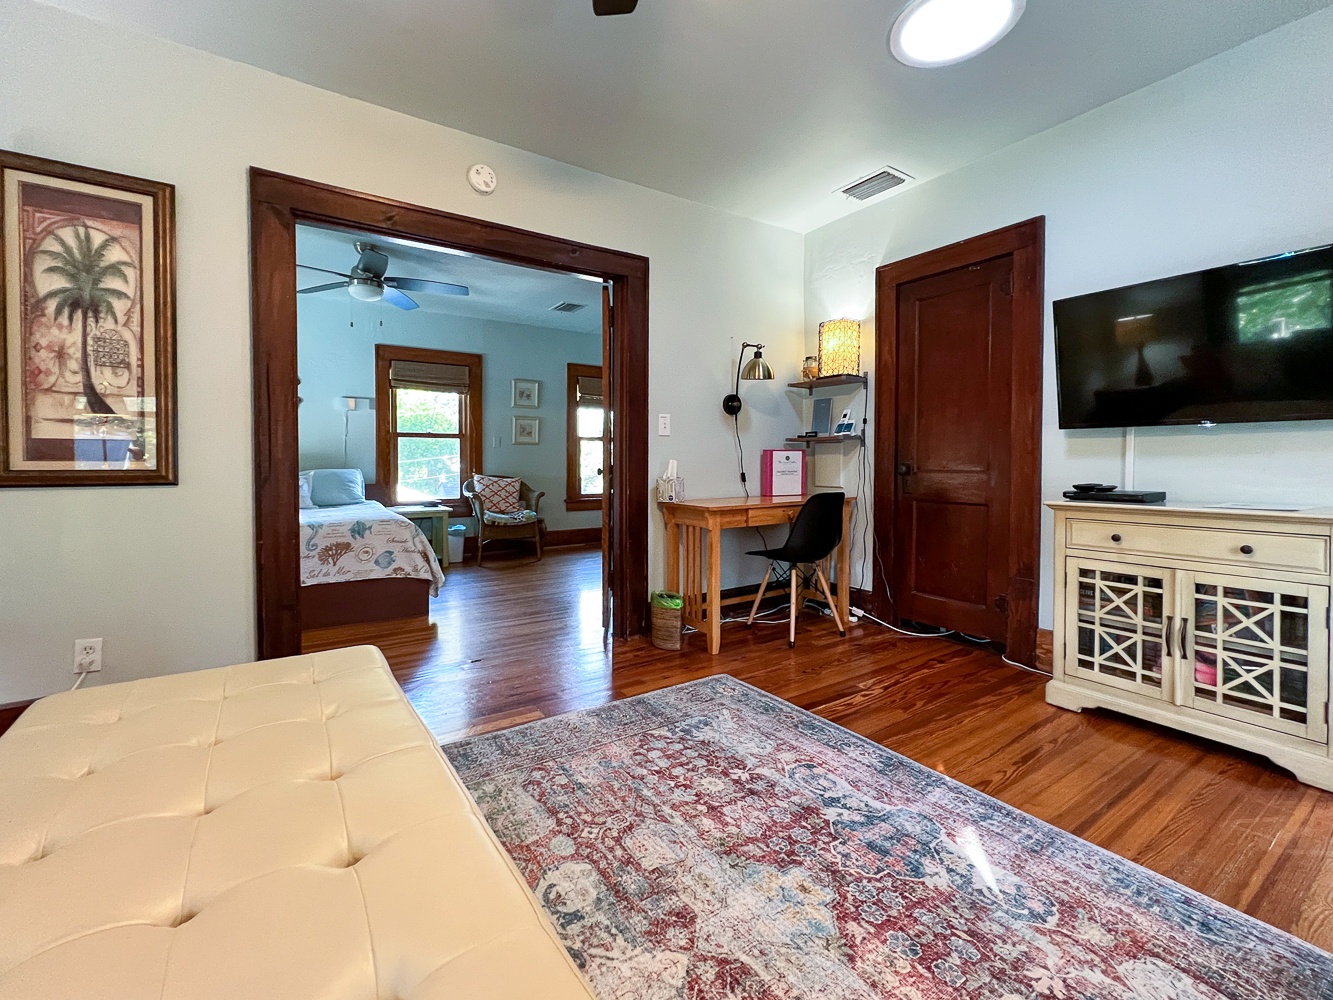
[1,150,176,486]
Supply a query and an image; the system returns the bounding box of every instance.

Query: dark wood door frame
[249,168,650,659]
[873,217,1045,666]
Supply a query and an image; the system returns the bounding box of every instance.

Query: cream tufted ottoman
[0,646,595,1000]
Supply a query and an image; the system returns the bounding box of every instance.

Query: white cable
[70,672,88,691]
[1001,653,1050,676]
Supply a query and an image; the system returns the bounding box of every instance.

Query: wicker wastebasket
[650,592,683,651]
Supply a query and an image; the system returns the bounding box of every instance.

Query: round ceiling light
[890,0,1026,68]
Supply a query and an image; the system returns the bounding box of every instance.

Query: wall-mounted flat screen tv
[1054,243,1333,429]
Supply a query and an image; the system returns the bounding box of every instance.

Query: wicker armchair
[462,477,545,566]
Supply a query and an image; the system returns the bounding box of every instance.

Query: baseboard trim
[545,527,602,548]
[0,699,35,738]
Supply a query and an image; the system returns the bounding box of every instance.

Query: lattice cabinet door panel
[1181,572,1330,743]
[1065,558,1176,700]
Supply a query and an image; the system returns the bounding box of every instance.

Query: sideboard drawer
[1066,519,1330,575]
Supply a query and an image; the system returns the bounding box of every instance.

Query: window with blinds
[377,347,482,506]
[566,363,605,510]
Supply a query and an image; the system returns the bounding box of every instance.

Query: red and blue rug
[444,676,1333,999]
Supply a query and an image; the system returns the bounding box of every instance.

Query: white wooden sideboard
[1047,500,1333,790]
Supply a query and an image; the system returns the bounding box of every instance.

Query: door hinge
[994,594,1009,613]
[1001,273,1014,297]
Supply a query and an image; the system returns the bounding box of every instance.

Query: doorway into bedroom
[293,221,610,654]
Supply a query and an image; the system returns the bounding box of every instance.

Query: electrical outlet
[657,414,671,436]
[74,638,103,674]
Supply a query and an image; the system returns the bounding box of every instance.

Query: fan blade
[354,246,390,280]
[297,264,351,279]
[594,0,638,13]
[382,286,419,311]
[298,281,349,294]
[384,276,470,297]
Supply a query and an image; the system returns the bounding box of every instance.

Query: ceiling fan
[593,0,638,15]
[298,242,469,311]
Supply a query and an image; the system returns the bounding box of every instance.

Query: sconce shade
[740,353,774,380]
[818,319,861,376]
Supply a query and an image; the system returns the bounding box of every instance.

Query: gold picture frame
[0,150,176,486]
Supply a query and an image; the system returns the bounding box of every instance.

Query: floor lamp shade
[818,319,861,377]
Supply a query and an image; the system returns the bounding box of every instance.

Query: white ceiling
[42,0,1333,232]
[296,224,603,333]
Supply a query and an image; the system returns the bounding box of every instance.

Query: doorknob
[897,463,914,476]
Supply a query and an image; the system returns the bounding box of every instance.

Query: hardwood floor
[304,547,1333,952]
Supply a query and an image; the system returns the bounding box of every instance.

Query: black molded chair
[745,491,846,648]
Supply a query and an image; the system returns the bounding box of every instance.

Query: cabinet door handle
[1110,533,1123,543]
[1239,544,1254,555]
[1164,616,1173,658]
[1179,618,1189,659]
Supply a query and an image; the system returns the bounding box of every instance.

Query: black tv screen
[1054,244,1333,429]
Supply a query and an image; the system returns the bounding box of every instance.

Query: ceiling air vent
[839,166,912,202]
[551,301,587,313]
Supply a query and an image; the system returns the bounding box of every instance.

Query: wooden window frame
[565,362,605,512]
[375,344,482,517]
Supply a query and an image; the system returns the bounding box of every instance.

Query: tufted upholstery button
[0,646,595,999]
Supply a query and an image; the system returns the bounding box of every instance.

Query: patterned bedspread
[299,501,444,595]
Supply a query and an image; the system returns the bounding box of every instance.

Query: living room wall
[297,296,602,534]
[804,7,1333,630]
[0,0,804,702]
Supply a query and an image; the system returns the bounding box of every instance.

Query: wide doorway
[249,170,649,661]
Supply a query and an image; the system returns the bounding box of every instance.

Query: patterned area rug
[444,676,1333,999]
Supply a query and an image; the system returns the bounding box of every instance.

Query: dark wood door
[893,255,1013,639]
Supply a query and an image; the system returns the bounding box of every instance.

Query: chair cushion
[473,475,523,514]
[484,510,538,526]
[0,646,595,1000]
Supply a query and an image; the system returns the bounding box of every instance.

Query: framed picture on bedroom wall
[511,378,540,408]
[513,415,540,445]
[0,149,177,487]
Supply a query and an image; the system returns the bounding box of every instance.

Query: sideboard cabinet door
[1180,572,1330,744]
[1065,559,1176,701]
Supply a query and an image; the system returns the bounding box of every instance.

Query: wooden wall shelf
[786,434,864,448]
[787,374,867,395]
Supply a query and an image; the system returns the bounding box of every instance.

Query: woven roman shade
[389,360,470,392]
[576,375,604,404]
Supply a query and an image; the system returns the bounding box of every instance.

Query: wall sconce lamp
[722,342,775,416]
[818,319,861,377]
[342,395,376,411]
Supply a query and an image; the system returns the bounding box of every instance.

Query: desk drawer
[1066,519,1330,575]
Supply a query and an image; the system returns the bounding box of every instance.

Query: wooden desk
[659,494,855,654]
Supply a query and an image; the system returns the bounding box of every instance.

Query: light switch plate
[657,414,671,436]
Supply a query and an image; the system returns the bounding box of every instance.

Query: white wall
[297,296,602,533]
[0,0,804,703]
[804,8,1333,631]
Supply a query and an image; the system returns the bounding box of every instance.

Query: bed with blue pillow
[298,469,444,628]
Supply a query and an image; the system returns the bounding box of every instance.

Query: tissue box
[761,449,806,497]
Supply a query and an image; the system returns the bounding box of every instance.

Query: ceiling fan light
[890,0,1025,68]
[348,277,383,302]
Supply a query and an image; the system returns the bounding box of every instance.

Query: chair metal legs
[747,562,773,627]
